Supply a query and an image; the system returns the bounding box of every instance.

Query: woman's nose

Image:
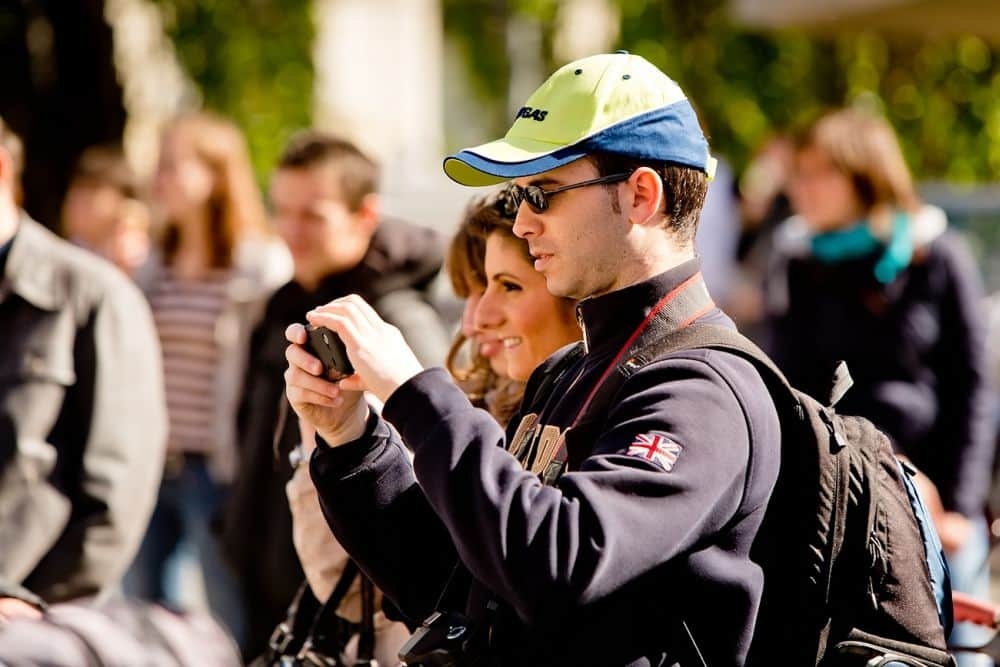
[461,292,482,337]
[473,289,503,331]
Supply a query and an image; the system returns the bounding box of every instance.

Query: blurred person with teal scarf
[765,107,995,665]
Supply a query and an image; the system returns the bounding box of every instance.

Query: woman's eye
[500,280,521,292]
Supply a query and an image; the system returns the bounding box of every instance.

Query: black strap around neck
[357,574,376,662]
[294,561,367,663]
[541,272,716,485]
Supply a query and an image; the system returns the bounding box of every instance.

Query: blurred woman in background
[765,107,994,664]
[125,112,290,649]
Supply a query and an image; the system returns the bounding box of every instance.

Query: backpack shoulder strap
[576,323,800,436]
[357,574,377,663]
[297,560,361,660]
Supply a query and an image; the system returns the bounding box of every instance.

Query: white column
[553,0,619,63]
[314,0,469,233]
[104,0,197,180]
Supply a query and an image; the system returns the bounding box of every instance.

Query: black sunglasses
[497,172,632,216]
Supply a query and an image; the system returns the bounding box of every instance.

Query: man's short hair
[277,131,379,212]
[0,116,25,199]
[70,145,140,199]
[589,153,708,245]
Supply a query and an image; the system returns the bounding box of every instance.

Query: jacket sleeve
[928,234,995,516]
[309,412,460,626]
[28,279,168,600]
[383,363,757,626]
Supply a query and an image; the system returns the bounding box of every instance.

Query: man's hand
[0,597,43,623]
[305,294,424,404]
[285,323,368,447]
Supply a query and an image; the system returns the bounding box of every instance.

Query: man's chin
[544,275,582,300]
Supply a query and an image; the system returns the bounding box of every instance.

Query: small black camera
[397,611,485,667]
[304,325,354,380]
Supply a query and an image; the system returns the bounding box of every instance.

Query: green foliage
[444,0,1000,183]
[155,0,313,182]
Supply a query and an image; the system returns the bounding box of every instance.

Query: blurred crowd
[0,97,997,665]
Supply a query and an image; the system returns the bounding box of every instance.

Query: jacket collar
[576,258,704,356]
[2,213,66,311]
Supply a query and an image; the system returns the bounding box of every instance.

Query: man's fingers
[309,294,384,335]
[338,294,385,329]
[287,385,340,408]
[286,343,325,377]
[305,308,366,351]
[286,322,308,345]
[337,375,366,393]
[284,365,340,401]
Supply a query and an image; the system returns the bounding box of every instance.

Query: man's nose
[512,205,540,239]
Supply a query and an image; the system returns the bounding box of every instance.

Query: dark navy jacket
[766,228,993,518]
[311,260,781,666]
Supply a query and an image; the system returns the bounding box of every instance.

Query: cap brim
[443,136,589,187]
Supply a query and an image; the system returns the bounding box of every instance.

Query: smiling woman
[445,193,582,422]
[469,197,581,382]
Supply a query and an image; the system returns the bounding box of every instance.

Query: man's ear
[627,166,665,227]
[354,192,380,235]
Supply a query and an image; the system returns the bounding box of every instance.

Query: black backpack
[568,322,954,666]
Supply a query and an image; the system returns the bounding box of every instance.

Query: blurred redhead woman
[766,107,993,664]
[125,112,290,648]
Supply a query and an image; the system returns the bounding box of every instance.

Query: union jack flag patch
[627,431,683,472]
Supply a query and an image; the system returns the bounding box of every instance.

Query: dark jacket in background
[766,225,994,518]
[222,218,449,658]
[0,215,167,602]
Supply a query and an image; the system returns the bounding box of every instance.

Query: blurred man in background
[61,144,151,276]
[0,116,167,611]
[224,131,448,657]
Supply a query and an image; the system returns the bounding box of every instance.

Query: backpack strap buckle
[828,361,854,408]
[269,621,295,654]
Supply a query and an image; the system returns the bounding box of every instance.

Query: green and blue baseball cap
[443,51,715,187]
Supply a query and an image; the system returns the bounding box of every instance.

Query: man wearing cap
[284,53,781,666]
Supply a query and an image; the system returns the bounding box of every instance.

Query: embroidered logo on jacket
[627,432,683,472]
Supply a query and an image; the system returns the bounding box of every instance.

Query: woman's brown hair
[445,192,524,426]
[160,112,269,268]
[796,108,921,216]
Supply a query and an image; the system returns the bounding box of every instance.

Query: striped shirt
[150,268,232,454]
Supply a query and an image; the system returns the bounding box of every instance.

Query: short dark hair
[277,131,379,212]
[588,152,708,245]
[0,116,24,200]
[70,145,140,199]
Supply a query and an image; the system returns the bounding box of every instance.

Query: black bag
[253,560,378,667]
[581,322,954,666]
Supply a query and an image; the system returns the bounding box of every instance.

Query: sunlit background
[3,0,1000,283]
